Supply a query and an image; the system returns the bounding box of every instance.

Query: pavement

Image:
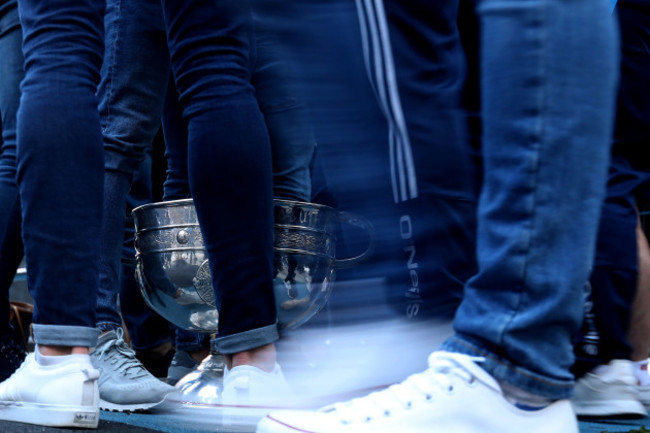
[1,412,650,433]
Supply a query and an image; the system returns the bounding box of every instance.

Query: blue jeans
[162,5,316,204]
[440,0,618,399]
[118,154,177,350]
[16,0,104,347]
[95,0,170,333]
[161,0,279,354]
[97,0,313,353]
[251,3,315,202]
[0,0,22,339]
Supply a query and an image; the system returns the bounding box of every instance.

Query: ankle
[226,344,276,373]
[38,345,90,356]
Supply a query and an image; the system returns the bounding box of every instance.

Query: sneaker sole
[99,396,167,412]
[573,399,647,417]
[0,400,99,428]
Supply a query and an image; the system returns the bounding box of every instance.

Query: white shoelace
[322,352,485,424]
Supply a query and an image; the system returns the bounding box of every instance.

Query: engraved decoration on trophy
[133,199,374,333]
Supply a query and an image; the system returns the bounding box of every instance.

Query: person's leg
[0,0,105,427]
[354,0,479,318]
[0,0,23,352]
[16,0,105,349]
[570,0,650,417]
[251,2,315,203]
[570,156,644,417]
[96,0,171,334]
[0,4,27,377]
[161,0,277,360]
[256,0,618,431]
[92,0,175,411]
[120,152,175,375]
[629,221,650,390]
[161,79,191,201]
[159,79,213,383]
[0,0,21,243]
[161,0,291,426]
[442,0,617,401]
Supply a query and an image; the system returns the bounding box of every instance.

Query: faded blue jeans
[441,0,619,399]
[16,0,104,346]
[95,0,171,336]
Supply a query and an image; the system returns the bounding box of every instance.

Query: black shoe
[0,337,27,382]
[135,341,175,379]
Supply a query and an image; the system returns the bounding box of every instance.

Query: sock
[35,345,88,366]
[634,360,650,386]
[499,381,554,411]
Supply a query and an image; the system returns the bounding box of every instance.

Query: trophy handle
[334,211,375,268]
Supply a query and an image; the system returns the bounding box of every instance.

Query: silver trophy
[132,198,373,407]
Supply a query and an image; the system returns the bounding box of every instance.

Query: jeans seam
[101,0,123,133]
[499,2,548,348]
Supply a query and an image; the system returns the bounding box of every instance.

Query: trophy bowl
[133,198,373,333]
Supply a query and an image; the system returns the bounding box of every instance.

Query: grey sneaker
[90,328,176,412]
[166,350,199,386]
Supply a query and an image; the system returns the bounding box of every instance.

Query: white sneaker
[257,351,579,433]
[0,352,100,428]
[571,359,646,417]
[637,384,650,412]
[222,363,294,431]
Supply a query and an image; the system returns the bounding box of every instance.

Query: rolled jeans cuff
[211,323,279,355]
[32,324,100,348]
[440,334,575,400]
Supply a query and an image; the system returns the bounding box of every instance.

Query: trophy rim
[133,197,340,216]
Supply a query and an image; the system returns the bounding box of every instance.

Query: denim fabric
[210,324,277,355]
[16,0,105,347]
[161,0,278,353]
[0,0,17,20]
[95,0,170,333]
[0,1,21,339]
[440,0,618,399]
[174,328,209,353]
[162,6,316,204]
[0,1,21,251]
[251,4,316,202]
[161,80,190,201]
[118,155,176,350]
[32,324,99,347]
[99,0,311,352]
[99,0,170,177]
[158,93,209,351]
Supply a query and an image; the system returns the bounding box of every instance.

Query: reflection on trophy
[132,198,373,407]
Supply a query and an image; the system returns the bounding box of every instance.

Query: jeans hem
[212,323,278,354]
[96,321,122,333]
[440,334,574,400]
[32,324,100,348]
